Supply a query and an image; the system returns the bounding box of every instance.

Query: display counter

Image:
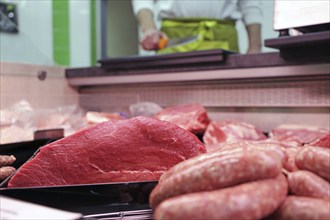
[65,51,330,132]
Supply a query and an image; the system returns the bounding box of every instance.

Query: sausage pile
[150,141,330,220]
[0,155,16,181]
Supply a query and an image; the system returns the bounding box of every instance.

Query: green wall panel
[52,0,70,66]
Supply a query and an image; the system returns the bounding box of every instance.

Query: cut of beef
[153,103,210,135]
[86,111,126,124]
[202,119,267,146]
[8,116,206,188]
[309,132,330,149]
[270,124,329,145]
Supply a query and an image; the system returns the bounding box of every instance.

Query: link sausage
[0,166,16,181]
[270,196,330,220]
[159,141,286,183]
[288,170,330,200]
[154,174,288,220]
[0,155,16,167]
[150,149,282,208]
[284,147,300,172]
[295,146,330,181]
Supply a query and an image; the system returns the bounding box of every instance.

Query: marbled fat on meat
[8,116,206,188]
[309,133,330,149]
[203,119,267,146]
[270,124,329,145]
[153,103,210,135]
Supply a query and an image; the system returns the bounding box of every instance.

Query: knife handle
[158,38,168,49]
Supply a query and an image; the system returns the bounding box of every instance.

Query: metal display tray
[0,180,156,218]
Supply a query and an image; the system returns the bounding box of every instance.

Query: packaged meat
[287,170,330,200]
[150,148,283,208]
[270,124,329,145]
[270,196,330,220]
[295,146,330,182]
[7,116,206,188]
[202,119,267,146]
[154,174,288,220]
[153,103,210,135]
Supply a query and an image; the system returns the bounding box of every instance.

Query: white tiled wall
[0,62,79,109]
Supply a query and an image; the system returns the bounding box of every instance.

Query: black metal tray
[0,180,157,217]
[98,49,232,72]
[264,31,330,61]
[0,138,59,169]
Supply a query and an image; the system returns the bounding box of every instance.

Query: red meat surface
[202,119,267,146]
[309,132,330,149]
[8,116,206,188]
[153,103,210,135]
[270,124,329,145]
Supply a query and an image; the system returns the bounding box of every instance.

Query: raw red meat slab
[153,103,210,135]
[203,119,267,146]
[270,124,329,145]
[309,132,330,148]
[8,116,206,188]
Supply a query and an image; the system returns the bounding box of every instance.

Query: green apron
[157,18,239,54]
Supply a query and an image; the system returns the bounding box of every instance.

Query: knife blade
[158,35,199,49]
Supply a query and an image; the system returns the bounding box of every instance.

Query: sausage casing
[288,170,330,200]
[150,149,282,208]
[295,146,330,181]
[154,174,288,220]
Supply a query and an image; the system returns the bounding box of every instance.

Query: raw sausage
[159,141,286,183]
[270,196,330,220]
[295,146,330,181]
[154,174,288,220]
[0,155,16,167]
[284,147,300,172]
[288,170,330,200]
[150,149,282,208]
[0,166,16,181]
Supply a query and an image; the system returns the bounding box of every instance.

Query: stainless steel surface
[83,209,152,220]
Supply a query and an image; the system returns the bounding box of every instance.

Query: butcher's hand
[141,28,168,51]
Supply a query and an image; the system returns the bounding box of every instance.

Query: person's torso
[155,0,242,21]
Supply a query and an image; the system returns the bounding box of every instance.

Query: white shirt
[132,0,263,26]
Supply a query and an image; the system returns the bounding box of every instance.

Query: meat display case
[1,34,329,219]
[66,48,330,133]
